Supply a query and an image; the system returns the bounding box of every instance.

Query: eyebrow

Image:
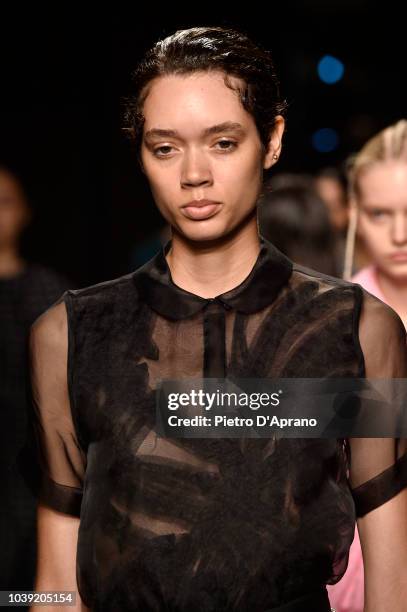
[144,122,245,142]
[361,202,395,209]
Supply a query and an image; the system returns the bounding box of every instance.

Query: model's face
[357,161,407,279]
[0,172,29,248]
[140,71,284,242]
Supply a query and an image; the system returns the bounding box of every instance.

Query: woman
[328,119,407,612]
[344,120,407,319]
[258,173,340,276]
[29,28,407,611]
[0,165,71,596]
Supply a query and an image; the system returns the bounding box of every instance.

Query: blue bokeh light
[312,128,339,153]
[317,55,344,84]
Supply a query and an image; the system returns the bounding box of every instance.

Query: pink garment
[327,528,364,612]
[328,265,385,612]
[350,265,387,302]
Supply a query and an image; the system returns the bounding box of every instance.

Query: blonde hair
[343,119,407,279]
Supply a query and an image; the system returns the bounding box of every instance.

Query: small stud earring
[273,154,278,160]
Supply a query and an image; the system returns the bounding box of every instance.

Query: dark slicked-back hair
[123,26,287,161]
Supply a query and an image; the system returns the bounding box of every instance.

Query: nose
[180,148,213,189]
[391,212,407,246]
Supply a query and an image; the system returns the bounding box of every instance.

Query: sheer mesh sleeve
[348,288,407,517]
[28,292,85,517]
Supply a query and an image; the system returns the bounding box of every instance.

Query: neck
[166,219,261,298]
[0,245,25,278]
[376,267,407,322]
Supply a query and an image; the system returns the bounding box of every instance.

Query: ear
[263,115,285,170]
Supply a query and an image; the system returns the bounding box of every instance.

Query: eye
[214,139,238,152]
[153,145,174,158]
[369,209,390,220]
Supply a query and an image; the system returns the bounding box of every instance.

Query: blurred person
[315,166,362,275]
[328,119,407,611]
[347,119,407,324]
[315,167,348,235]
[258,173,340,276]
[27,27,407,612]
[315,167,370,276]
[0,165,71,603]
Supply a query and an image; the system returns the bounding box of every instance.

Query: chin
[176,218,233,244]
[384,265,407,282]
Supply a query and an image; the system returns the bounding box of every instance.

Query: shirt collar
[133,236,293,320]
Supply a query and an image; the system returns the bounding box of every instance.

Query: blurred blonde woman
[329,119,407,611]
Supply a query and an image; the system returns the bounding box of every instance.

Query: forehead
[141,71,252,134]
[358,161,407,206]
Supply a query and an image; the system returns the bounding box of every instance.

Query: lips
[181,199,221,221]
[389,252,407,262]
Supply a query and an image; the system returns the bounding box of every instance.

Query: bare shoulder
[30,298,68,356]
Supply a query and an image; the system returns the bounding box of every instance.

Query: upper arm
[28,295,88,606]
[348,290,407,506]
[349,289,407,609]
[29,295,86,515]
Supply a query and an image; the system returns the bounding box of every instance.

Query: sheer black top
[29,238,407,611]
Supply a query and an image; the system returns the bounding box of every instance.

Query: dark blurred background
[0,2,405,287]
